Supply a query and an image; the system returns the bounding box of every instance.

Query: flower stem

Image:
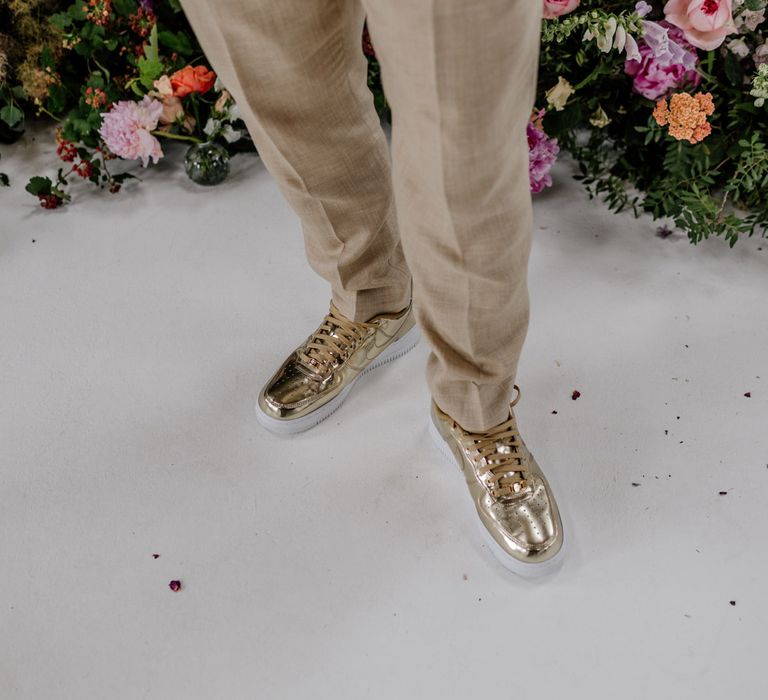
[37,106,62,122]
[151,130,203,144]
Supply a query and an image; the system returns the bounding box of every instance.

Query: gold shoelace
[456,386,531,500]
[297,306,378,377]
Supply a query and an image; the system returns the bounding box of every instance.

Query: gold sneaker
[256,300,419,434]
[429,385,565,576]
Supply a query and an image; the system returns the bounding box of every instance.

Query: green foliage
[1,1,252,205]
[533,0,768,246]
[2,0,766,239]
[137,24,163,90]
[540,4,644,44]
[0,103,23,128]
[366,56,389,122]
[25,175,53,196]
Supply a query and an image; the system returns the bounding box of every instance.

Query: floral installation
[1,0,252,208]
[532,0,768,246]
[528,108,561,193]
[1,0,766,246]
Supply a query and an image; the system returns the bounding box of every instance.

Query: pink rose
[159,97,183,125]
[542,0,581,20]
[663,0,737,50]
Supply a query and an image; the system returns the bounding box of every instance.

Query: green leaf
[723,51,742,87]
[49,12,73,30]
[87,73,107,89]
[138,24,163,88]
[0,104,24,128]
[25,176,53,196]
[158,30,194,56]
[69,3,86,20]
[45,84,67,114]
[40,46,55,70]
[112,172,138,184]
[113,0,138,16]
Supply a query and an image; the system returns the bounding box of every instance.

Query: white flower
[614,24,627,53]
[221,124,241,143]
[750,63,768,107]
[735,9,765,33]
[585,15,642,61]
[624,33,641,62]
[596,17,618,52]
[755,42,768,68]
[727,38,750,58]
[203,118,220,137]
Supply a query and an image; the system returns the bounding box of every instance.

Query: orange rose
[170,65,217,97]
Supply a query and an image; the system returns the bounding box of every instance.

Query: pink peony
[98,96,164,167]
[663,0,737,50]
[543,0,581,19]
[625,21,701,100]
[528,110,559,194]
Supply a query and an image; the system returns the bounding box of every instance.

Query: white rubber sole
[428,414,566,579]
[255,323,421,435]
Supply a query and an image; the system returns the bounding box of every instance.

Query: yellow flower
[589,105,611,128]
[545,76,575,112]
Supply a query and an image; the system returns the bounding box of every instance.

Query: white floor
[2,126,767,699]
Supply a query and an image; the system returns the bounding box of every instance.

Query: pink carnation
[663,0,737,50]
[528,110,559,194]
[99,96,164,167]
[625,21,701,100]
[542,0,581,19]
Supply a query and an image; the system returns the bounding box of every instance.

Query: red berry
[39,194,62,209]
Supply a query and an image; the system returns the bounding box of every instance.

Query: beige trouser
[179,0,542,432]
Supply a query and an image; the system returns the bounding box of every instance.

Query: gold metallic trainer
[429,385,565,577]
[256,300,419,434]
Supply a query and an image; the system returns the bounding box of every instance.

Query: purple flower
[527,110,559,194]
[641,19,697,71]
[624,20,701,100]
